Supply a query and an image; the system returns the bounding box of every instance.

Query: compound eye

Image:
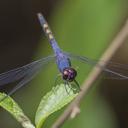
[62,68,77,82]
[63,70,69,80]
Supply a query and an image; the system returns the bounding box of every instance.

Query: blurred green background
[0,0,128,128]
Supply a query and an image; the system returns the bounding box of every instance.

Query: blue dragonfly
[0,13,128,101]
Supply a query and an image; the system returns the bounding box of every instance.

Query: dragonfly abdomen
[37,13,62,55]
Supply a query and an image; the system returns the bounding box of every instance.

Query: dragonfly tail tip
[37,12,42,17]
[37,12,46,26]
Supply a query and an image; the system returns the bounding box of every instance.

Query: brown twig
[52,19,128,128]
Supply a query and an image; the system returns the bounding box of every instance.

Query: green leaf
[0,93,35,128]
[35,84,78,128]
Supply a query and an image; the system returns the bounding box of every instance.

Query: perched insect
[0,13,128,101]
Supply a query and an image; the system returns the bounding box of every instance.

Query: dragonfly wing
[7,62,43,96]
[65,52,128,79]
[0,55,55,101]
[0,65,33,86]
[0,55,55,86]
[94,60,128,79]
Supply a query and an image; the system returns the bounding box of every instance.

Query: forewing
[0,55,55,86]
[65,52,128,79]
[0,55,55,101]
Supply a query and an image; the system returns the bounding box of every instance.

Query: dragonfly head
[62,67,77,82]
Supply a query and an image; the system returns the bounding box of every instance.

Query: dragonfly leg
[74,79,81,92]
[64,81,79,94]
[64,81,71,94]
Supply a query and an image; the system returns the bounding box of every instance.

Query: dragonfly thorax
[62,67,77,82]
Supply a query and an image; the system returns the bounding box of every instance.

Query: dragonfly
[0,13,128,101]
